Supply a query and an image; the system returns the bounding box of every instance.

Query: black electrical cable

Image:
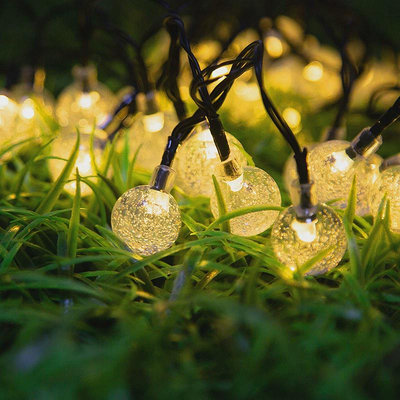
[164,15,231,161]
[369,96,400,138]
[157,19,187,121]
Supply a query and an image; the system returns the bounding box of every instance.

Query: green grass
[1,111,400,400]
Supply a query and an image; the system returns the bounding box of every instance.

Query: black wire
[157,19,187,121]
[164,15,231,161]
[370,96,400,138]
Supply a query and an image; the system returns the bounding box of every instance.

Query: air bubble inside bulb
[111,185,181,256]
[175,125,248,197]
[210,163,281,236]
[271,204,347,275]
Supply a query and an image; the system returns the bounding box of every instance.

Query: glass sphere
[111,185,181,256]
[0,93,19,146]
[271,204,347,275]
[12,86,55,139]
[304,140,380,215]
[49,129,106,196]
[210,165,281,236]
[370,166,400,233]
[128,110,179,171]
[56,85,116,134]
[174,126,248,197]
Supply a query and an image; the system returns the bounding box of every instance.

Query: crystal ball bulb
[49,130,106,196]
[210,166,281,236]
[284,141,382,215]
[370,166,400,233]
[56,85,116,134]
[271,204,347,275]
[0,94,18,145]
[128,111,179,171]
[175,127,248,197]
[111,185,181,256]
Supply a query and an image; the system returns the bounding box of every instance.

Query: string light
[56,65,116,134]
[370,166,400,233]
[302,61,324,82]
[210,157,281,236]
[111,165,181,255]
[49,129,106,196]
[271,181,347,275]
[282,107,302,133]
[283,139,383,215]
[174,122,248,197]
[264,35,284,58]
[128,92,179,171]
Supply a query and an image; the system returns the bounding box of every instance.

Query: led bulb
[128,110,178,171]
[0,93,18,146]
[210,160,281,236]
[370,166,400,233]
[265,36,284,58]
[49,130,106,196]
[111,184,181,256]
[284,141,382,215]
[175,124,248,197]
[56,65,116,133]
[271,205,347,275]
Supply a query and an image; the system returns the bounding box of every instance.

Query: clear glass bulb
[174,123,248,197]
[128,110,178,171]
[370,166,400,233]
[271,204,347,275]
[49,129,106,196]
[284,140,382,215]
[210,159,281,236]
[0,92,19,146]
[56,65,116,134]
[111,166,181,256]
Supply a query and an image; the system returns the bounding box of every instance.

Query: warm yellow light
[143,112,165,133]
[20,100,35,120]
[233,81,259,102]
[78,93,93,109]
[265,36,283,58]
[330,150,354,173]
[303,61,324,82]
[111,185,181,256]
[283,107,301,130]
[210,164,281,236]
[0,95,10,109]
[210,65,230,80]
[174,125,248,197]
[271,205,347,275]
[291,218,317,243]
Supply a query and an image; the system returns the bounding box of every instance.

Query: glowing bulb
[210,65,230,80]
[0,93,18,147]
[329,150,354,173]
[285,140,382,215]
[282,107,301,132]
[210,160,281,236]
[303,61,324,82]
[0,94,10,108]
[265,36,283,58]
[271,205,347,275]
[291,218,317,242]
[174,124,248,197]
[128,110,179,171]
[233,81,259,102]
[56,65,116,133]
[370,166,400,233]
[20,99,35,119]
[49,130,106,196]
[142,112,165,133]
[111,185,181,256]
